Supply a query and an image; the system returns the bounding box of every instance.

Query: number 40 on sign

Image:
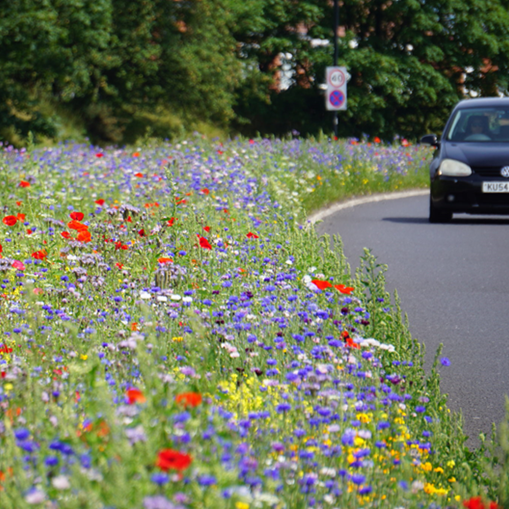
[326,66,348,111]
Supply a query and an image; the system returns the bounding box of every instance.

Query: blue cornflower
[14,428,30,441]
[44,456,59,467]
[150,473,169,485]
[350,474,365,485]
[197,475,216,486]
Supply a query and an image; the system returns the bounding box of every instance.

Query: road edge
[307,188,429,223]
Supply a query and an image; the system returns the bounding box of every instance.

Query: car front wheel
[429,196,452,223]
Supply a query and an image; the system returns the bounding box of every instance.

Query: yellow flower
[80,354,88,361]
[354,436,365,447]
[421,462,433,472]
[447,460,456,468]
[448,477,456,483]
[235,503,249,509]
[424,483,448,496]
[356,412,371,423]
[434,467,444,473]
[4,383,13,392]
[172,336,184,342]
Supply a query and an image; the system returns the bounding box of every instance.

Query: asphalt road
[315,192,509,447]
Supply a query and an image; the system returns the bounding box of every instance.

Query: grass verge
[0,135,505,508]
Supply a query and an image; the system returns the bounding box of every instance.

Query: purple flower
[275,403,291,413]
[350,473,366,485]
[14,428,30,441]
[197,475,216,486]
[151,473,169,485]
[440,357,451,366]
[143,495,180,509]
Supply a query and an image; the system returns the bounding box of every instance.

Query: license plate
[482,182,509,193]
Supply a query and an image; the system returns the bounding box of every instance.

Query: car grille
[477,194,509,205]
[472,166,509,177]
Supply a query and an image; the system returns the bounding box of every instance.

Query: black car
[421,97,509,222]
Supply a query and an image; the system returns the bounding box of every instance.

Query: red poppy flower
[95,199,105,206]
[31,249,47,260]
[201,188,210,194]
[67,220,88,232]
[167,217,177,226]
[341,330,360,349]
[19,181,30,188]
[126,388,146,405]
[77,231,92,243]
[158,257,173,264]
[463,497,500,509]
[17,213,25,221]
[134,172,143,178]
[3,216,17,226]
[246,232,259,239]
[198,235,212,250]
[115,241,128,250]
[12,260,25,271]
[175,392,202,408]
[70,211,84,221]
[203,226,210,233]
[0,244,2,254]
[311,279,332,290]
[61,231,71,239]
[156,449,192,471]
[95,153,103,158]
[334,284,354,295]
[132,152,140,157]
[138,229,145,237]
[373,137,381,143]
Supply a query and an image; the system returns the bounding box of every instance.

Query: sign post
[326,66,347,113]
[332,0,340,136]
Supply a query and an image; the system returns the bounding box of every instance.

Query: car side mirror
[420,134,439,146]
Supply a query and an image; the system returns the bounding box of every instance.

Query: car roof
[455,97,509,109]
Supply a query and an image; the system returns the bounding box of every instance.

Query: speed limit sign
[326,66,348,111]
[328,69,346,88]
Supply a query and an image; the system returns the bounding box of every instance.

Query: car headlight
[438,159,472,176]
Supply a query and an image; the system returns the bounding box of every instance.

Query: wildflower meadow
[0,136,507,509]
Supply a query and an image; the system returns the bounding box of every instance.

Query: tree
[0,0,240,144]
[230,0,509,140]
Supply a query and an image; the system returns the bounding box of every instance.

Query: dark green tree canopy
[1,0,509,144]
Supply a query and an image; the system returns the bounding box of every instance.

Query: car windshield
[446,106,509,142]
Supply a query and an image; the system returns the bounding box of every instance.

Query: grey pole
[333,0,339,137]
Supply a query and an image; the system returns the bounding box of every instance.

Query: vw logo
[501,166,509,177]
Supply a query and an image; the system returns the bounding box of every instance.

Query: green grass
[0,135,505,509]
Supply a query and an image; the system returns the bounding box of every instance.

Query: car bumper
[431,175,509,214]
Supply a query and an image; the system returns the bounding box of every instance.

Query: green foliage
[0,137,501,506]
[2,0,509,145]
[232,0,509,141]
[0,0,239,145]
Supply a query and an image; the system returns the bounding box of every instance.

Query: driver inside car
[462,115,490,139]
